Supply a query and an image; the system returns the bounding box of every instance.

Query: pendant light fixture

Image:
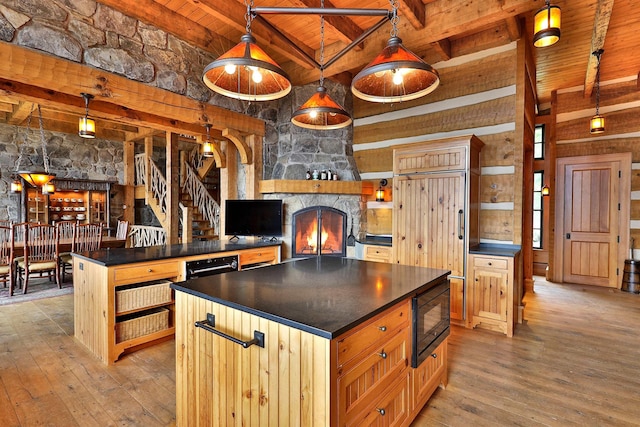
[202,0,291,101]
[18,104,56,189]
[202,123,214,157]
[79,92,96,138]
[351,0,439,103]
[533,0,561,48]
[590,49,605,134]
[291,3,352,130]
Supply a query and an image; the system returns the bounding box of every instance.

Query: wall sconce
[533,0,561,48]
[590,49,605,134]
[79,93,96,138]
[202,123,214,157]
[42,182,56,195]
[541,184,550,196]
[376,179,388,201]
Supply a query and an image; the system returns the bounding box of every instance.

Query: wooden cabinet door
[472,268,508,322]
[393,172,466,319]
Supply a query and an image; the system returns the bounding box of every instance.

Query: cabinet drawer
[337,301,410,368]
[239,247,278,267]
[339,331,409,425]
[113,261,179,285]
[395,146,467,173]
[363,245,392,263]
[473,256,508,270]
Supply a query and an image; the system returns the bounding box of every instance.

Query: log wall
[353,42,522,244]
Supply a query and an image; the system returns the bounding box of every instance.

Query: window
[534,124,544,159]
[533,171,544,249]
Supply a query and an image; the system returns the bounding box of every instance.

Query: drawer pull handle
[431,353,438,359]
[148,269,152,272]
[378,351,387,359]
[195,313,265,349]
[488,262,492,266]
[376,408,386,416]
[378,326,387,332]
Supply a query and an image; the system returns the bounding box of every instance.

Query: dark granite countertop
[356,235,392,246]
[469,243,521,257]
[72,239,282,267]
[171,256,449,339]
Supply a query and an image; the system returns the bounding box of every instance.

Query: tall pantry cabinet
[392,135,483,322]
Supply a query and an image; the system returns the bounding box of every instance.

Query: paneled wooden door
[393,172,466,319]
[555,154,631,288]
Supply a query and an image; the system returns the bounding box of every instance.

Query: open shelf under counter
[259,179,373,195]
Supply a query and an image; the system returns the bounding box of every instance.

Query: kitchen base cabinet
[73,244,281,365]
[174,293,447,426]
[468,253,520,337]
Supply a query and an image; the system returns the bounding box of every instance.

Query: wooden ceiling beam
[186,0,315,70]
[584,0,615,98]
[0,42,264,136]
[397,0,426,29]
[289,0,538,84]
[7,101,35,125]
[430,39,451,62]
[96,0,233,54]
[505,16,522,41]
[294,0,366,48]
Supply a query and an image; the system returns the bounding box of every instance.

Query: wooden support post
[167,132,180,245]
[219,140,238,239]
[122,139,135,226]
[245,134,263,199]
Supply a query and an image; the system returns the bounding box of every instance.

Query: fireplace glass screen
[292,206,346,257]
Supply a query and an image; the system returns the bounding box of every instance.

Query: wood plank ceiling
[1,0,639,139]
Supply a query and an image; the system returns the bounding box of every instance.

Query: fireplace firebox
[292,206,347,257]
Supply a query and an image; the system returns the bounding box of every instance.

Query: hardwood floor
[1,278,639,426]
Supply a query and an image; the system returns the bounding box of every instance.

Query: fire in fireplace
[292,206,347,257]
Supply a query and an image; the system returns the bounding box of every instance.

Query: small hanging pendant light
[533,0,561,48]
[19,105,56,188]
[78,93,96,138]
[202,124,215,157]
[10,175,22,193]
[292,4,351,130]
[590,49,605,134]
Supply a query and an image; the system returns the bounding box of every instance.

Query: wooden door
[555,154,631,288]
[472,268,508,322]
[393,172,466,319]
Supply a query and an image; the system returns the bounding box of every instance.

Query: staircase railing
[182,161,220,236]
[135,153,167,215]
[128,225,167,247]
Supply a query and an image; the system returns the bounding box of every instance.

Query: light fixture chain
[319,0,325,86]
[245,0,254,33]
[389,0,399,37]
[14,104,35,172]
[37,104,51,173]
[594,50,602,115]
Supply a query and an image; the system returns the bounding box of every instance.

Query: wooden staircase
[180,192,217,241]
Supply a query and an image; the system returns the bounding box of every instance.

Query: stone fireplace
[292,206,347,257]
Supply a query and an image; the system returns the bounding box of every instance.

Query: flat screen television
[225,199,283,238]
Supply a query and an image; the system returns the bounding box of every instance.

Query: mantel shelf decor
[259,180,373,195]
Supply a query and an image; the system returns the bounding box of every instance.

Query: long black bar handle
[195,313,265,349]
[458,209,465,240]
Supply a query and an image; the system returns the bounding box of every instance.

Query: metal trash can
[622,259,640,293]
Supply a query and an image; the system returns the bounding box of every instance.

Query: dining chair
[0,225,13,293]
[0,220,12,228]
[60,223,103,282]
[16,224,60,294]
[55,220,77,241]
[116,220,130,248]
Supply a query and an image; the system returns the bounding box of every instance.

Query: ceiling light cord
[319,0,325,87]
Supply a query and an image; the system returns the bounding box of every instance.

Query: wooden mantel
[259,180,373,195]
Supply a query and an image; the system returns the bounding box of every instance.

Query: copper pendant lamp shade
[202,34,292,101]
[291,86,352,130]
[19,170,56,188]
[351,37,440,103]
[533,0,561,48]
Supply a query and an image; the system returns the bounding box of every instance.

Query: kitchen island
[72,239,281,364]
[171,256,450,426]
